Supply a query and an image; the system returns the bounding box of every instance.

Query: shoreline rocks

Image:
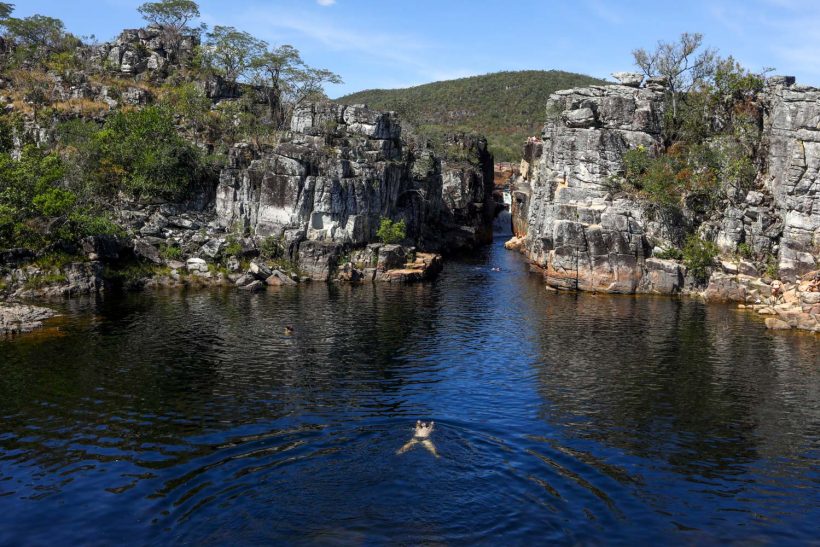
[0,304,57,335]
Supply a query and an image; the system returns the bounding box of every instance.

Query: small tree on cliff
[138,0,200,33]
[632,32,717,138]
[251,46,342,129]
[202,26,266,88]
[137,0,201,63]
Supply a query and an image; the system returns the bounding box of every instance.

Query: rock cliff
[512,79,819,292]
[216,102,495,279]
[512,85,671,293]
[509,77,820,331]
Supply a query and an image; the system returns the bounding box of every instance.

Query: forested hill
[336,70,607,162]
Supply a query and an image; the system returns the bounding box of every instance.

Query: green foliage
[202,25,267,85]
[259,235,284,259]
[137,0,199,31]
[765,256,779,279]
[620,52,763,215]
[654,247,684,260]
[160,244,183,260]
[223,234,243,257]
[93,105,201,199]
[682,235,718,284]
[0,144,123,251]
[0,13,77,67]
[737,242,753,259]
[376,217,406,244]
[0,115,13,153]
[0,3,14,20]
[620,144,718,210]
[24,271,67,289]
[337,70,606,162]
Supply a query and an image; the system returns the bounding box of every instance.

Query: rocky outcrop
[762,84,820,281]
[88,25,198,79]
[216,102,494,280]
[511,78,820,300]
[512,84,665,292]
[0,304,56,335]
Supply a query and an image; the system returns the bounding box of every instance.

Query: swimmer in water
[397,420,439,458]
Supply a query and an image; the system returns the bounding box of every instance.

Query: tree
[0,3,14,20]
[202,26,266,87]
[137,0,200,64]
[250,45,303,128]
[1,14,75,65]
[138,0,199,32]
[633,33,717,133]
[92,106,201,199]
[250,45,342,129]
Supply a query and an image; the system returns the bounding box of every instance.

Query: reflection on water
[0,239,818,544]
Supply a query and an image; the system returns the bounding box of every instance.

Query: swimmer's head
[414,420,434,438]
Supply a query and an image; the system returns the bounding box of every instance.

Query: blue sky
[16,0,820,97]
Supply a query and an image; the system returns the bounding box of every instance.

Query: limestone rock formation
[0,304,56,335]
[762,82,820,280]
[511,77,820,304]
[88,25,199,79]
[513,84,665,292]
[216,102,494,280]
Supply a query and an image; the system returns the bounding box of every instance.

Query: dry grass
[53,98,111,116]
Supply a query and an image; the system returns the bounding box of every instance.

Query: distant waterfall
[493,191,513,236]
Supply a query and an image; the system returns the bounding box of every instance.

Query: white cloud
[317,0,336,6]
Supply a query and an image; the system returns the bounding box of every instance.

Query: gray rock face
[513,80,820,294]
[611,72,644,88]
[762,84,820,280]
[0,304,56,335]
[90,25,198,79]
[216,102,494,280]
[515,85,665,293]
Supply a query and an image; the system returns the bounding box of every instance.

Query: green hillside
[336,70,607,162]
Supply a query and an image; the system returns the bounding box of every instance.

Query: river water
[1,239,818,545]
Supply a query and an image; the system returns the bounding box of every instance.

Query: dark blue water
[1,239,818,545]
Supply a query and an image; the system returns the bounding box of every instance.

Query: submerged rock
[0,304,57,335]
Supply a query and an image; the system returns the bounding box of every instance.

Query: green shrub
[259,235,284,259]
[376,217,406,244]
[93,106,201,199]
[737,242,753,259]
[765,256,779,279]
[160,244,183,260]
[654,247,684,261]
[683,235,719,284]
[224,235,243,258]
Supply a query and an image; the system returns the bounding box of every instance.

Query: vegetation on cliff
[615,34,768,258]
[0,0,340,256]
[336,70,606,162]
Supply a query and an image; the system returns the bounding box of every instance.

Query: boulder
[249,260,273,280]
[765,317,792,330]
[611,71,644,87]
[199,238,224,259]
[186,257,208,273]
[82,235,126,262]
[562,107,597,128]
[240,280,265,292]
[0,304,57,335]
[234,273,256,287]
[377,244,407,271]
[133,238,162,264]
[266,270,297,286]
